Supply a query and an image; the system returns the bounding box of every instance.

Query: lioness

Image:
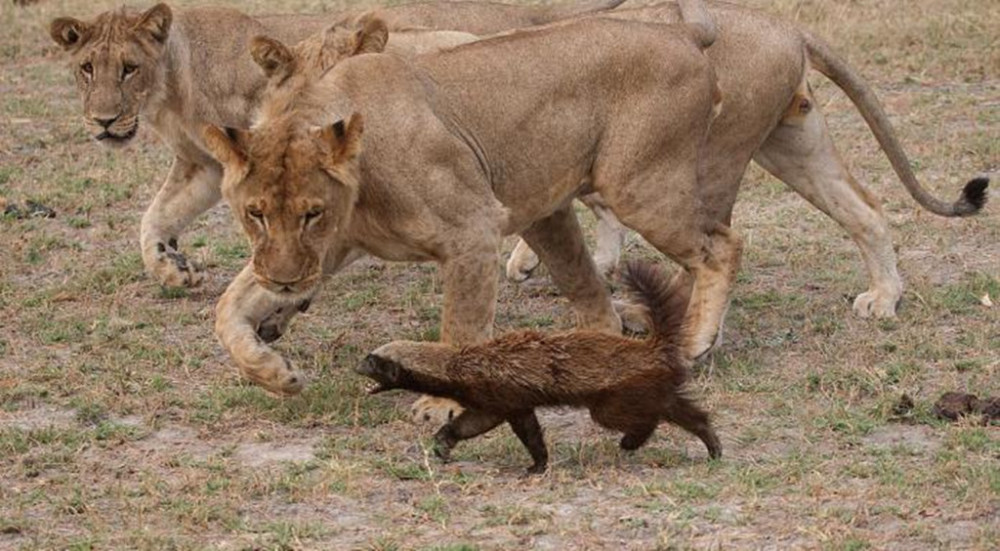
[48,0,626,288]
[505,2,989,319]
[202,6,735,396]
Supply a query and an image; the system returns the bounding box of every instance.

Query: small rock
[980,294,994,308]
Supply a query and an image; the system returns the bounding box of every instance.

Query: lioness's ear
[50,17,90,50]
[134,3,172,44]
[202,125,250,168]
[251,36,295,78]
[353,16,388,55]
[315,113,364,172]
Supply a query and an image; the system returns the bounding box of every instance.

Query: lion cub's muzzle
[90,115,139,147]
[254,271,321,297]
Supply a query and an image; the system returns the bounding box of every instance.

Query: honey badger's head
[356,341,456,394]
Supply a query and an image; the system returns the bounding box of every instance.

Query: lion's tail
[620,260,688,355]
[804,32,988,217]
[540,0,628,22]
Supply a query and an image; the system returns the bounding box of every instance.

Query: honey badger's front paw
[149,240,204,288]
[411,396,464,425]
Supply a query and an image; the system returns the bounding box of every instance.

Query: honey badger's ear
[202,125,250,168]
[251,36,295,78]
[134,3,172,45]
[50,17,91,50]
[315,113,364,171]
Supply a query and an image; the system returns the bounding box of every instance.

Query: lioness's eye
[304,209,323,222]
[247,208,264,221]
[81,62,93,76]
[122,63,138,79]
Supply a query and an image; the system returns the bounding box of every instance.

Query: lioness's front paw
[411,395,464,425]
[152,241,204,288]
[853,289,900,319]
[240,357,306,397]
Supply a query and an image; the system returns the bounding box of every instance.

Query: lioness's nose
[93,116,118,129]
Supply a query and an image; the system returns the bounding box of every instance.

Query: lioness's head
[50,4,172,148]
[251,14,388,85]
[203,113,365,296]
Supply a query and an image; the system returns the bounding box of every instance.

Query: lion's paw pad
[154,242,204,288]
[410,396,464,425]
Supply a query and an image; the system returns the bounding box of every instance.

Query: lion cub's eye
[81,62,93,76]
[121,63,138,80]
[304,208,323,223]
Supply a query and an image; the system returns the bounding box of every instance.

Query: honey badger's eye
[122,63,138,79]
[81,62,93,76]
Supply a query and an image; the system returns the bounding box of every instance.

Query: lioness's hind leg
[519,206,621,334]
[140,157,222,289]
[754,90,902,318]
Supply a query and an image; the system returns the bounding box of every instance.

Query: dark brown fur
[357,261,721,473]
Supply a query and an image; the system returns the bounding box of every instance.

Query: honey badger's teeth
[364,381,386,394]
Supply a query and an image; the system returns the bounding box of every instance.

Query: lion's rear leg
[600,164,742,360]
[519,206,621,334]
[754,89,902,318]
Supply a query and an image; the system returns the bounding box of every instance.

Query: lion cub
[356,261,721,474]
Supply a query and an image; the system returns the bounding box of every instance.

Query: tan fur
[358,261,721,473]
[49,1,623,290]
[206,8,740,397]
[508,1,988,325]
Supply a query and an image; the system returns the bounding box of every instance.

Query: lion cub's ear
[251,36,295,79]
[321,15,388,61]
[50,17,91,50]
[353,15,389,55]
[202,125,251,169]
[134,3,172,45]
[315,113,364,176]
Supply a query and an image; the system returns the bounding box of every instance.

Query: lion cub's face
[50,4,172,148]
[203,115,365,297]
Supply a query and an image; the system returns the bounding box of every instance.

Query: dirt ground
[0,0,997,549]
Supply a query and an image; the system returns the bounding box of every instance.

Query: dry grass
[1,0,997,549]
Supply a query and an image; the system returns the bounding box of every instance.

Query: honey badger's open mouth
[356,354,401,394]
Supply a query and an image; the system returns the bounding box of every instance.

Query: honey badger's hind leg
[660,395,722,460]
[508,411,548,474]
[432,409,504,463]
[620,423,658,451]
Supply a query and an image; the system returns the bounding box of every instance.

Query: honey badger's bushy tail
[620,260,688,351]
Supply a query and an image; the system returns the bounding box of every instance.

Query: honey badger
[356,261,721,474]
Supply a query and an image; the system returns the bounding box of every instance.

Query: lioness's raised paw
[241,357,306,397]
[852,289,900,319]
[411,395,464,425]
[152,241,205,288]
